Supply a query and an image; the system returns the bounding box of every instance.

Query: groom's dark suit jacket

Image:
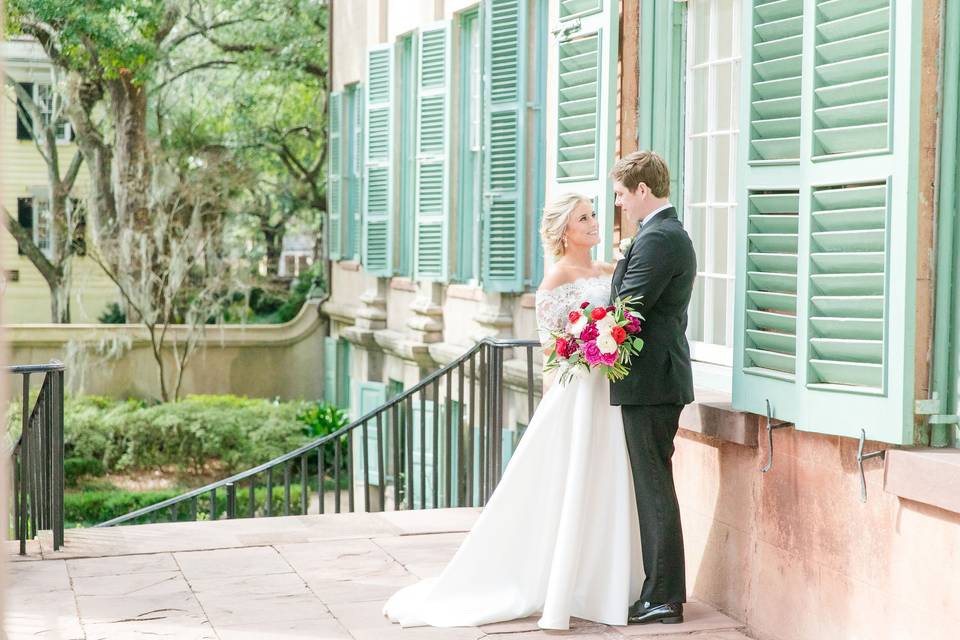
[610,206,696,406]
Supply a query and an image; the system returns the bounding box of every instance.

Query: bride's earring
[563,236,568,248]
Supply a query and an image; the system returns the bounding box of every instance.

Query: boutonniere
[618,236,633,255]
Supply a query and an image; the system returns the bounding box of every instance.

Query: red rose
[606,305,615,312]
[590,307,607,321]
[580,301,590,309]
[568,311,581,324]
[555,337,569,357]
[611,325,627,344]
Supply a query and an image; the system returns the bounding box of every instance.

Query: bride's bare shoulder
[594,260,616,275]
[537,265,577,294]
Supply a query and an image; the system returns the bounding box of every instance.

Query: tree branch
[151,59,237,94]
[1,205,59,286]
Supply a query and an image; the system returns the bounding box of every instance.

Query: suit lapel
[612,206,677,300]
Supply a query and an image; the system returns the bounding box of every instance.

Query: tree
[1,73,85,322]
[88,147,251,401]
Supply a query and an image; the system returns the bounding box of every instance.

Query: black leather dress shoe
[627,602,683,625]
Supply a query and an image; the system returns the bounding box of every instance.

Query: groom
[609,151,696,625]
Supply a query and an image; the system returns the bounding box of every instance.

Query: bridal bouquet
[544,296,644,385]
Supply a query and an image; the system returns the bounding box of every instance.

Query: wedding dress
[382,274,644,630]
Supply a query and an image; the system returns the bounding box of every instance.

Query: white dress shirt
[640,203,673,228]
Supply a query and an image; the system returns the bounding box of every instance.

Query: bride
[382,193,644,630]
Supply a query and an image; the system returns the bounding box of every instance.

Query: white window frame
[682,0,740,370]
[32,82,73,144]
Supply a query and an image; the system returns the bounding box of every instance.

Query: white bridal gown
[382,275,644,630]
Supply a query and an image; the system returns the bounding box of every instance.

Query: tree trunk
[262,222,284,277]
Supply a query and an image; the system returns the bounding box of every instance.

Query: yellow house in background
[1,37,117,324]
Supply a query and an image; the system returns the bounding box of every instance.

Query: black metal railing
[6,361,65,555]
[97,338,541,527]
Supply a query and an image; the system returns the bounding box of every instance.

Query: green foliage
[97,302,127,324]
[298,400,349,470]
[61,394,317,476]
[64,457,106,487]
[64,479,349,527]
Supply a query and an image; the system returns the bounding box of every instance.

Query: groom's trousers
[621,403,686,605]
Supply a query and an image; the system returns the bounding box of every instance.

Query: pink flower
[580,323,599,342]
[600,350,618,366]
[555,337,569,358]
[582,340,603,366]
[562,338,579,358]
[624,311,641,334]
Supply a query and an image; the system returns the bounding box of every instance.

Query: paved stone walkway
[6,508,752,640]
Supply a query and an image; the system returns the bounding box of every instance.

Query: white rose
[597,333,618,354]
[568,315,588,336]
[619,237,633,255]
[595,316,615,335]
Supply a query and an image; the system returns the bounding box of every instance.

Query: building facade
[327,2,960,638]
[1,38,119,324]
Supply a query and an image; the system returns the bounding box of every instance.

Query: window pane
[690,67,709,135]
[710,207,728,274]
[708,277,728,345]
[688,276,705,342]
[715,63,734,133]
[711,135,731,203]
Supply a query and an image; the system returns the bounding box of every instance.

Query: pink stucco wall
[675,426,960,640]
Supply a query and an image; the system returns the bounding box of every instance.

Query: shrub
[98,302,126,324]
[64,457,106,487]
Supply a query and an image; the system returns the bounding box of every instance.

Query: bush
[64,457,106,487]
[63,481,349,527]
[98,302,126,324]
[63,395,316,476]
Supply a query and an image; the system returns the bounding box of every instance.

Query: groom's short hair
[610,151,671,197]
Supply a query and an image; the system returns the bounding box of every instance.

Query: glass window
[683,0,740,367]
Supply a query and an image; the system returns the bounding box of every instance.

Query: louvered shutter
[734,0,922,444]
[364,46,394,276]
[811,0,891,158]
[749,0,802,162]
[414,23,451,281]
[480,0,527,291]
[350,86,364,260]
[548,0,618,261]
[356,382,387,484]
[324,336,338,405]
[328,92,344,260]
[15,83,33,141]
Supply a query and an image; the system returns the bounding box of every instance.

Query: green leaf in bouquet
[632,337,644,351]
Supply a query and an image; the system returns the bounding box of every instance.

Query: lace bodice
[535,275,612,344]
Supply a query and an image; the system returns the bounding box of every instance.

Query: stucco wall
[7,300,328,401]
[675,427,959,640]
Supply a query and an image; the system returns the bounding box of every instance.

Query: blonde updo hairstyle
[540,193,591,259]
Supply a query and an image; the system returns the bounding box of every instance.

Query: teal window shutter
[364,46,394,276]
[455,7,482,282]
[356,382,387,484]
[328,91,344,260]
[546,0,618,262]
[410,401,436,508]
[733,0,922,445]
[414,23,451,281]
[811,0,891,159]
[350,85,364,260]
[637,0,687,220]
[324,336,338,405]
[748,0,803,163]
[481,0,527,291]
[397,35,418,277]
[336,339,351,412]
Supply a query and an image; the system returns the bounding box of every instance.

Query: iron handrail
[96,337,540,527]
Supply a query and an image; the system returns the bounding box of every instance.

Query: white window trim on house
[682,0,739,379]
[33,82,73,144]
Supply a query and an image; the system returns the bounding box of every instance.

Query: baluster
[300,453,308,515]
[334,436,342,513]
[318,447,326,515]
[267,467,274,516]
[284,460,292,516]
[362,419,370,512]
[376,413,386,512]
[248,476,256,518]
[347,430,355,513]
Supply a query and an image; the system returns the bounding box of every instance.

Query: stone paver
[6,509,753,640]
